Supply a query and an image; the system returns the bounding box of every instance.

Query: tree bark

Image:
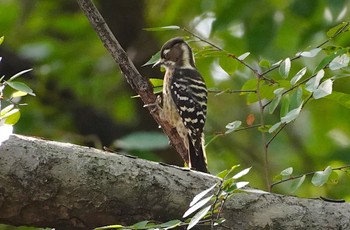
[0,134,349,229]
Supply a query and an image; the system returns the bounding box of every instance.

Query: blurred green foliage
[1,1,350,228]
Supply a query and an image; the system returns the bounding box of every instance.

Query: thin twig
[270,164,350,190]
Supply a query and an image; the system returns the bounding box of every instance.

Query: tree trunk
[0,134,349,229]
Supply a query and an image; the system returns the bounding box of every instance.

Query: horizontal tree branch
[0,135,349,229]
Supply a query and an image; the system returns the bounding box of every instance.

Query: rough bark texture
[76,0,189,164]
[0,134,350,229]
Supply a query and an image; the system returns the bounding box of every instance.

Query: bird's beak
[152,58,163,68]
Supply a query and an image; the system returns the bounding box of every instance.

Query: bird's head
[154,37,196,69]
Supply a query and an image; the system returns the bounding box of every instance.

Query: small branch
[270,164,350,190]
[76,0,189,164]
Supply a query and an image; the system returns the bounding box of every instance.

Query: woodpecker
[156,37,208,173]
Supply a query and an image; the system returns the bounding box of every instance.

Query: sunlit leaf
[187,205,211,230]
[299,48,321,58]
[149,78,163,87]
[183,195,213,218]
[290,175,305,193]
[12,90,28,98]
[4,109,20,125]
[313,79,333,99]
[329,54,349,70]
[237,52,250,61]
[189,184,216,207]
[0,104,14,117]
[269,122,282,133]
[279,58,291,79]
[225,120,242,134]
[281,102,303,124]
[232,167,251,179]
[143,25,181,31]
[305,69,325,92]
[0,36,4,45]
[290,67,307,85]
[5,81,35,96]
[216,169,228,179]
[315,49,347,72]
[94,224,124,230]
[280,167,293,177]
[311,166,332,186]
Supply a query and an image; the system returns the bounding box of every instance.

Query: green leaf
[132,220,149,229]
[237,52,250,61]
[183,195,213,218]
[326,22,349,38]
[280,167,293,177]
[225,120,242,134]
[281,102,303,124]
[8,68,32,81]
[4,109,20,125]
[290,175,305,193]
[143,25,181,31]
[305,70,325,92]
[327,171,339,185]
[279,58,291,79]
[0,104,14,117]
[219,57,237,76]
[289,87,303,109]
[226,181,249,193]
[240,78,257,94]
[311,166,332,187]
[232,167,251,179]
[269,122,282,133]
[269,95,281,114]
[5,81,35,96]
[0,36,4,45]
[189,184,216,207]
[313,79,333,99]
[259,59,271,68]
[216,169,228,179]
[329,54,349,70]
[142,51,161,67]
[326,91,350,109]
[315,49,347,72]
[12,91,28,98]
[299,48,321,58]
[94,225,124,230]
[280,94,290,117]
[187,205,211,230]
[290,67,307,85]
[159,220,182,229]
[149,78,163,87]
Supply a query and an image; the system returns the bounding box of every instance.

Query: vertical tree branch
[76,0,189,164]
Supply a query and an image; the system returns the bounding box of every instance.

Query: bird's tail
[188,135,208,173]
